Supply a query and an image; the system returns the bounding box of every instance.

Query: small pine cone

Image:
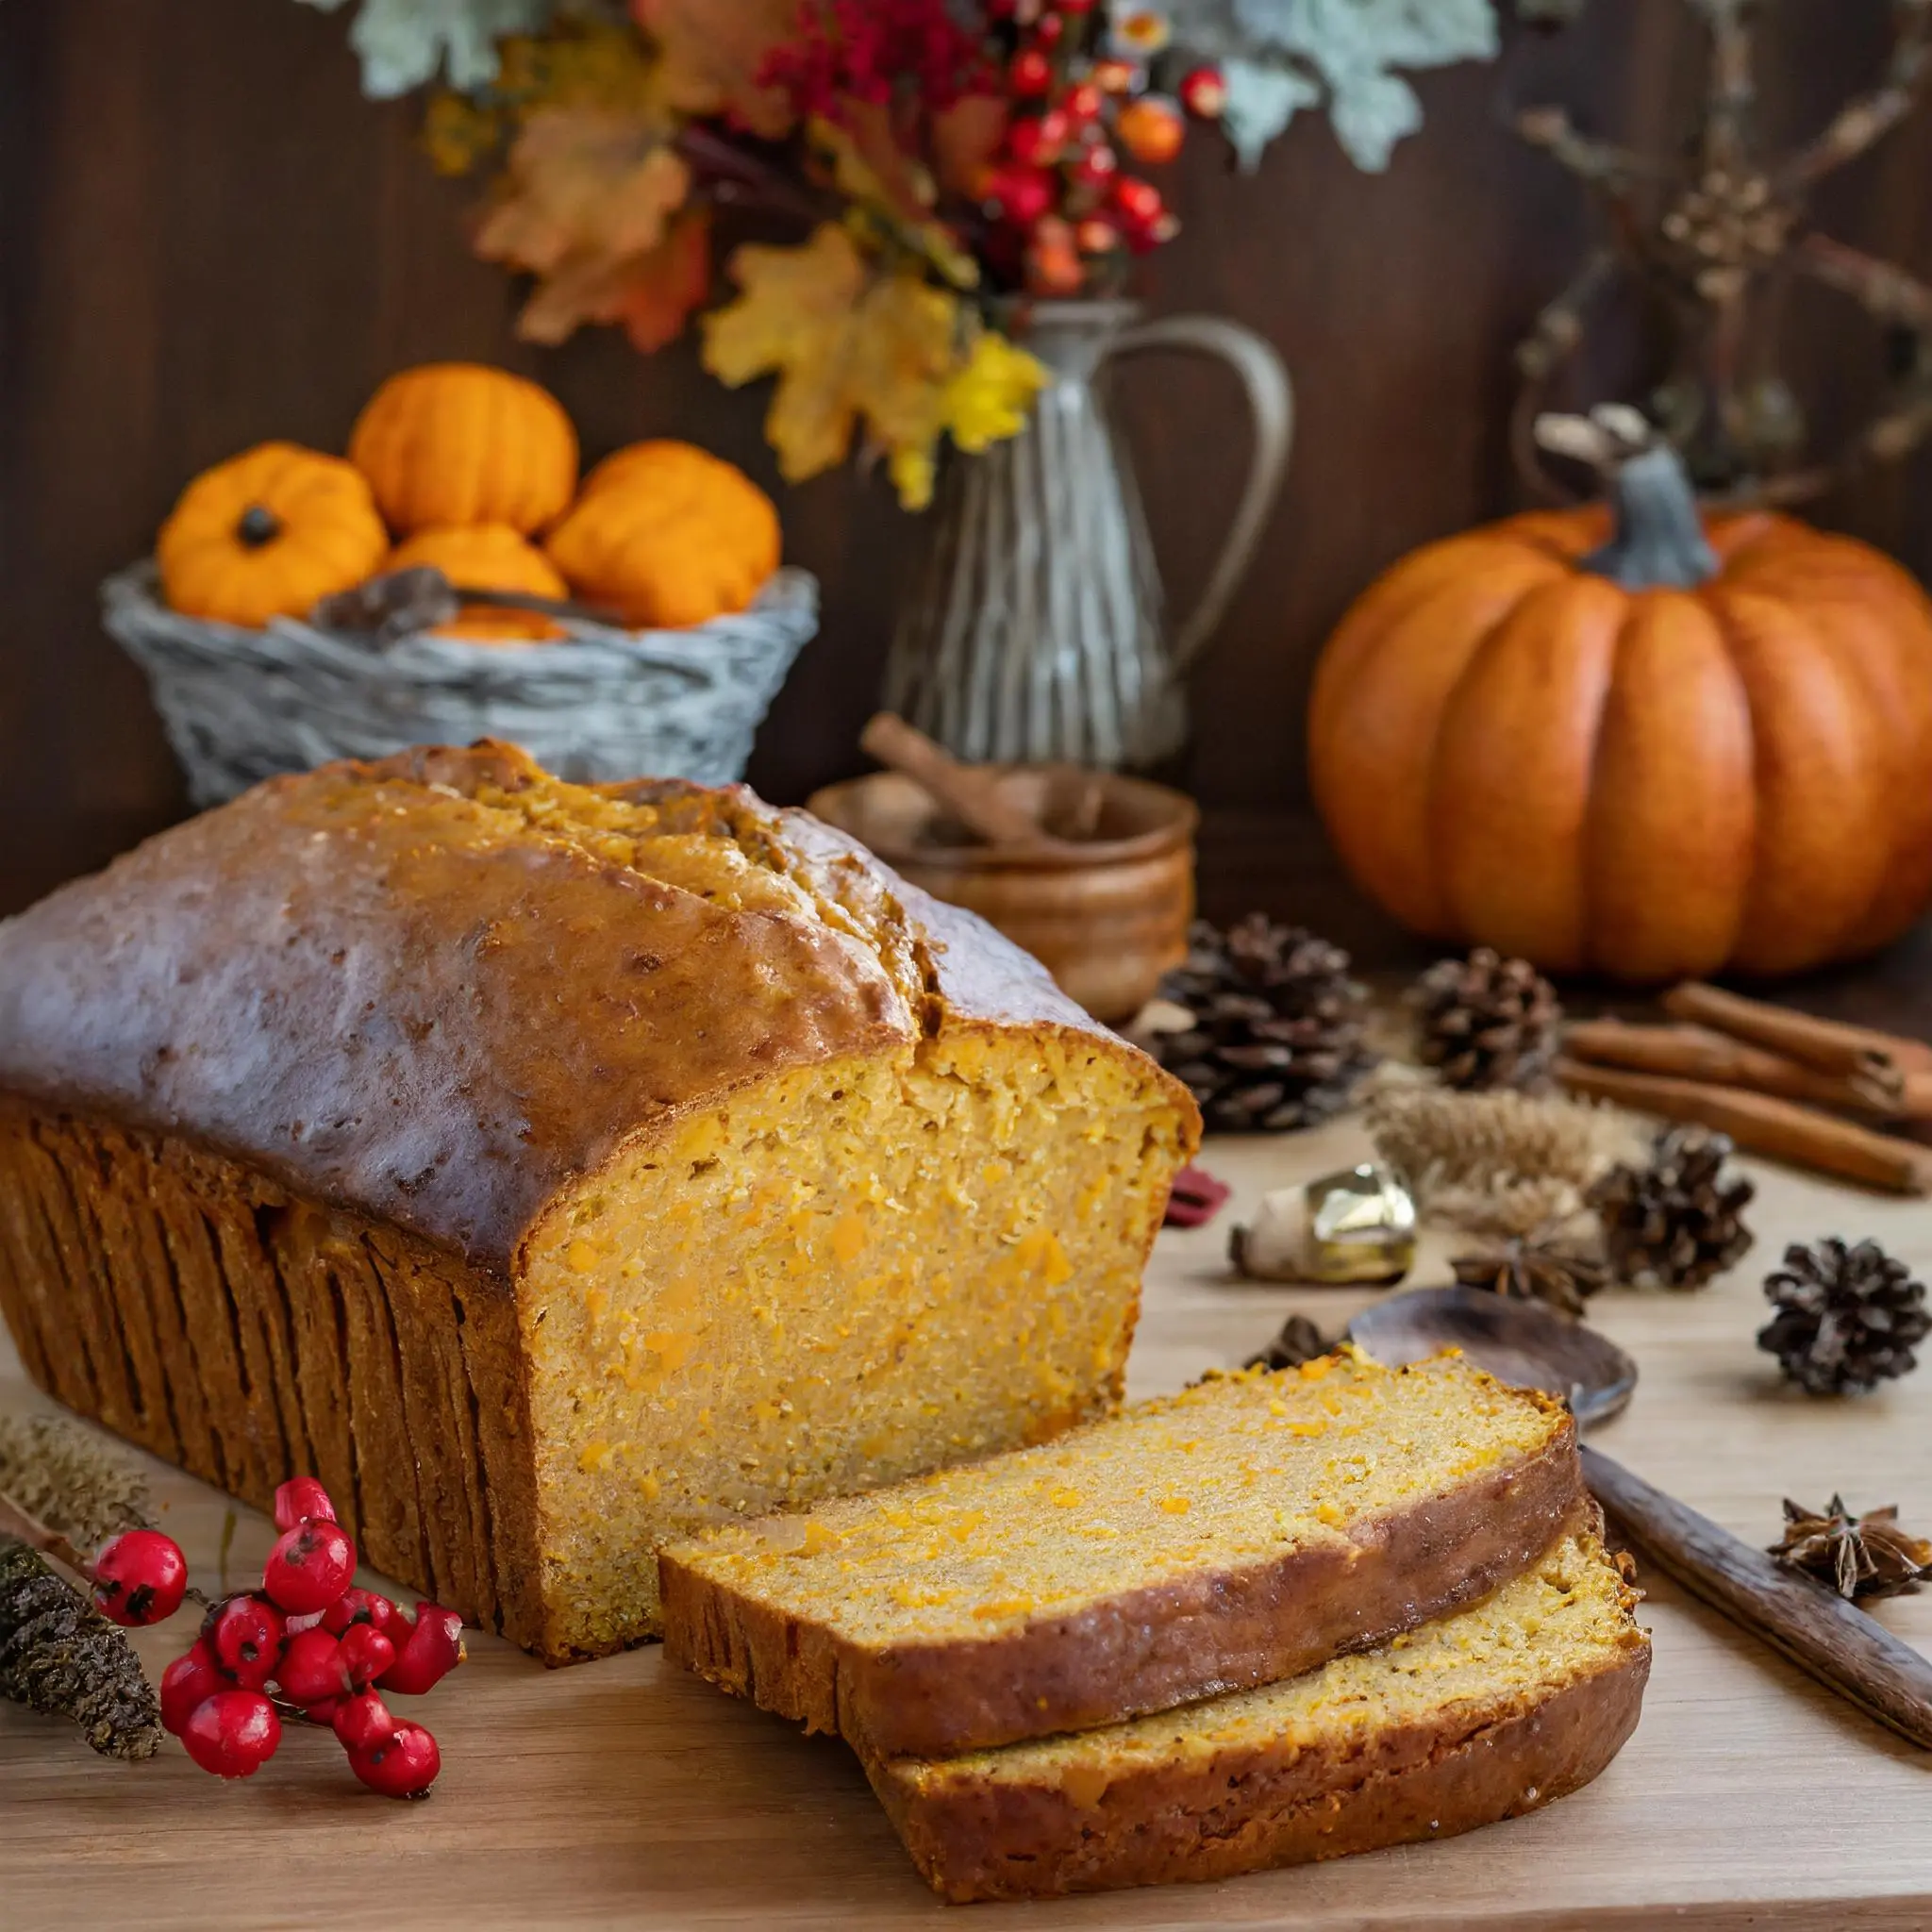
[1590,1124,1755,1291]
[1154,916,1378,1133]
[1758,1239,1930,1395]
[1410,949,1562,1091]
[0,1539,162,1760]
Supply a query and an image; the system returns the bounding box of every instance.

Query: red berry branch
[974,1,1224,296]
[97,1475,464,1798]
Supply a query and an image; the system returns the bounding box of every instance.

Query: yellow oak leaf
[631,0,796,138]
[942,329,1050,454]
[702,223,960,493]
[887,328,1048,510]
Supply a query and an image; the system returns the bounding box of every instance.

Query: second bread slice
[659,1351,1583,1757]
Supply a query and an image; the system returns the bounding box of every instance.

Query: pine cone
[1152,917,1377,1132]
[1590,1124,1755,1290]
[1451,1234,1608,1318]
[1410,948,1562,1091]
[1757,1239,1929,1395]
[0,1539,161,1759]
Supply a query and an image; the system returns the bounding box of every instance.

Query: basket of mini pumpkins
[104,363,818,806]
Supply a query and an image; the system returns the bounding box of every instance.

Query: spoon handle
[1581,1445,1932,1750]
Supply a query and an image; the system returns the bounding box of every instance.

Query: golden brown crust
[0,742,1190,1276]
[867,1639,1651,1902]
[0,1095,549,1650]
[658,1416,1584,1757]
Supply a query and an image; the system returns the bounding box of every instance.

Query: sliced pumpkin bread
[658,1351,1584,1757]
[867,1528,1650,1902]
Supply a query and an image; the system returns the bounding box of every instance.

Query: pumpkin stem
[236,504,282,548]
[1535,408,1719,591]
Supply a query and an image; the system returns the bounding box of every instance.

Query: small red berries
[1060,80,1104,125]
[1116,94,1184,166]
[275,1627,350,1707]
[92,1528,190,1627]
[337,1622,397,1690]
[1009,47,1054,97]
[986,167,1054,229]
[1178,65,1227,120]
[379,1605,466,1697]
[181,1690,282,1779]
[261,1519,357,1615]
[159,1642,227,1737]
[273,1476,338,1532]
[202,1593,288,1690]
[330,1689,397,1754]
[1067,142,1118,190]
[1111,175,1166,226]
[321,1587,397,1636]
[159,1472,461,1798]
[1006,108,1068,168]
[348,1721,441,1801]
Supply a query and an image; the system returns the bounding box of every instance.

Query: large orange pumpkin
[349,363,577,535]
[1308,439,1932,982]
[158,441,390,627]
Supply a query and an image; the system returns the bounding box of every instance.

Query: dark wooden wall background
[5,0,1932,955]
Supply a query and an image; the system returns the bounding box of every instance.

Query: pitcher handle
[1107,315,1293,672]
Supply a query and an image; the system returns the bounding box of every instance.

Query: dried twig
[1514,0,1932,506]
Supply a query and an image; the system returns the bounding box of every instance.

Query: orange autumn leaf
[513,207,712,353]
[631,0,797,139]
[475,107,691,276]
[931,93,1008,196]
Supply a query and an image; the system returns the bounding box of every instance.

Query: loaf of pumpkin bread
[659,1351,1586,1756]
[866,1529,1650,1902]
[0,741,1198,1662]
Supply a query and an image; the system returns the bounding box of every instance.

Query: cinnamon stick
[1555,1058,1932,1195]
[1582,1446,1932,1752]
[859,713,1059,851]
[1563,1019,1906,1120]
[1663,982,1932,1092]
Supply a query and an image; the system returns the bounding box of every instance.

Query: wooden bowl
[807,767,1198,1024]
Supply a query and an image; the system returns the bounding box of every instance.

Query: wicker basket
[102,562,820,807]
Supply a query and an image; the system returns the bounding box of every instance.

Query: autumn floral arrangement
[291,0,1503,508]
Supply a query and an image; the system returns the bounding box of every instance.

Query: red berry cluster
[761,0,995,115]
[96,1475,463,1798]
[979,2,1224,295]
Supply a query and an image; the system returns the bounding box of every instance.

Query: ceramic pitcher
[882,299,1292,770]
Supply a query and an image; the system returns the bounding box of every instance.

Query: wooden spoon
[859,714,1072,853]
[1348,1286,1932,1752]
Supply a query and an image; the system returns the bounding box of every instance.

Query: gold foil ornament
[1228,1164,1417,1285]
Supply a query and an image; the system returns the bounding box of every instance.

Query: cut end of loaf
[522,1033,1189,1660]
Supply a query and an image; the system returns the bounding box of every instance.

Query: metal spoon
[1347,1286,1932,1751]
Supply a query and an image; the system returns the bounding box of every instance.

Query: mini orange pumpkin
[349,363,577,535]
[386,525,570,642]
[546,441,779,629]
[1308,432,1932,982]
[158,441,390,627]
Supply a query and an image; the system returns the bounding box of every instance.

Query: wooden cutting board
[5,1119,1930,1930]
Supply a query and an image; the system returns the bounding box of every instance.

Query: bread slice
[658,1351,1583,1757]
[866,1529,1650,1902]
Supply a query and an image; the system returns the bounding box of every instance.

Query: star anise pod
[1451,1233,1609,1318]
[1245,1314,1336,1372]
[1770,1496,1932,1602]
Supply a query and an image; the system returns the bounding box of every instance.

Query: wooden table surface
[4,1119,1931,1930]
